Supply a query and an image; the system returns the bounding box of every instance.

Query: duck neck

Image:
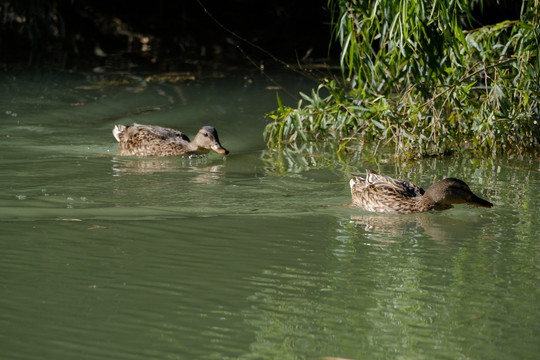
[186,142,200,152]
[419,191,453,211]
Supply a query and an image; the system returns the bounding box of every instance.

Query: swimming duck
[112,124,229,157]
[349,169,493,214]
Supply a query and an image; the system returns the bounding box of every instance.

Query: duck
[349,169,493,214]
[112,123,229,157]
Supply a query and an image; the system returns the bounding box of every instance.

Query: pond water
[1,70,538,360]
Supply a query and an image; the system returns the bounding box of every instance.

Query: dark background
[0,0,524,71]
[0,0,338,71]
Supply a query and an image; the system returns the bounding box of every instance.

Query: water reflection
[349,211,487,244]
[111,156,226,184]
[261,143,365,175]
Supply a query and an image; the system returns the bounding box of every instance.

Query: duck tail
[366,169,380,183]
[113,125,126,142]
[349,175,366,189]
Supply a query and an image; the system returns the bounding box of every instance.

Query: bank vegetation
[265,0,539,159]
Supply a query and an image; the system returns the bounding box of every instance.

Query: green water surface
[0,71,538,360]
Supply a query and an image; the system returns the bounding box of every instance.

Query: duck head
[423,178,493,210]
[191,126,229,155]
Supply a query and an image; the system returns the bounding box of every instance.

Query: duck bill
[468,194,493,208]
[211,144,229,155]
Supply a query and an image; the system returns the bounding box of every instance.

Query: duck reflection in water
[349,212,487,244]
[111,157,225,185]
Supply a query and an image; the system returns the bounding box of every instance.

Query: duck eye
[203,132,209,137]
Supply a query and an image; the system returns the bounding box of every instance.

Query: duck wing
[350,169,425,213]
[365,169,425,198]
[127,124,190,142]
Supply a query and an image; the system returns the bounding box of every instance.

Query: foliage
[265,0,540,158]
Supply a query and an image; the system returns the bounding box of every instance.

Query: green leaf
[276,92,284,113]
[371,119,386,130]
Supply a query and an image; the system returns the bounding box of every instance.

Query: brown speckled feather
[350,170,425,214]
[114,124,191,156]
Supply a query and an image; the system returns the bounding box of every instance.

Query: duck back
[350,170,425,214]
[113,124,191,156]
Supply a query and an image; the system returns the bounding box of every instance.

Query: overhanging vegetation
[265,0,539,158]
